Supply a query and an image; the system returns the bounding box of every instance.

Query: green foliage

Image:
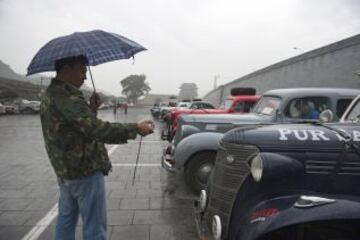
[120,74,151,103]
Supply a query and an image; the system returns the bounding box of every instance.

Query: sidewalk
[0,108,198,240]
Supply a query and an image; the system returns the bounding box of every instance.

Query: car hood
[222,123,360,152]
[180,113,268,124]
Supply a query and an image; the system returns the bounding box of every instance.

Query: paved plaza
[0,107,198,240]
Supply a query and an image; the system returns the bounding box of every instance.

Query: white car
[18,99,41,114]
[0,103,5,115]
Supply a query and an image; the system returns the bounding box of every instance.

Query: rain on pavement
[0,107,198,240]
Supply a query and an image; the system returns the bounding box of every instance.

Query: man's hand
[137,120,154,136]
[90,93,102,111]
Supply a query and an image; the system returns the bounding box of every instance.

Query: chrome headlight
[250,154,263,182]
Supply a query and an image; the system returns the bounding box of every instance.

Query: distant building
[137,94,178,106]
[178,83,198,101]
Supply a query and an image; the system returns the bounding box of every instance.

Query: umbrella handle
[87,66,97,93]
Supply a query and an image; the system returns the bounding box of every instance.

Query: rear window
[285,97,329,120]
[233,101,256,113]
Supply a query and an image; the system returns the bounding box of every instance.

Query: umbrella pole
[87,66,97,93]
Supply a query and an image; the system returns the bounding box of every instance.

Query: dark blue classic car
[195,121,360,240]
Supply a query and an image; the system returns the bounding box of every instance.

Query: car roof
[264,88,360,98]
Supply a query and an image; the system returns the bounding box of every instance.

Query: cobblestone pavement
[0,107,198,240]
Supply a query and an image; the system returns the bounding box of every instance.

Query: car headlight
[250,154,263,182]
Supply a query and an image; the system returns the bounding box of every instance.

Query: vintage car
[195,120,360,240]
[162,88,360,193]
[162,88,260,141]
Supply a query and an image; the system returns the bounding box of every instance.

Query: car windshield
[345,99,360,122]
[223,99,233,109]
[253,96,281,116]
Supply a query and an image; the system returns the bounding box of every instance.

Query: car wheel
[184,151,216,194]
[22,107,34,114]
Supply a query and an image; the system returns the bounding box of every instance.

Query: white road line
[21,204,58,240]
[112,163,160,167]
[22,144,121,240]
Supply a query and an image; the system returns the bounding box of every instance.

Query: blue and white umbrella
[26,30,146,90]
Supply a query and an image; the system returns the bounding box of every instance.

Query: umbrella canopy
[26,30,146,76]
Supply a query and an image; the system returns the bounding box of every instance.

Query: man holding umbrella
[27,30,153,239]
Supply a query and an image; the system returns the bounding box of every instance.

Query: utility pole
[214,74,220,89]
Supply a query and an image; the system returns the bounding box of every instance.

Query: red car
[162,88,260,141]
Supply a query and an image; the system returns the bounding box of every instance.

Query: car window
[223,99,233,109]
[345,99,360,122]
[202,103,215,109]
[189,103,199,109]
[336,99,353,118]
[253,97,281,116]
[285,97,329,120]
[233,101,257,113]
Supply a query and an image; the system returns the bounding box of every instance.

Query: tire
[21,107,34,114]
[184,151,216,194]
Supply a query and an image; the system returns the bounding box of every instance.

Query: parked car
[18,99,40,114]
[162,88,260,141]
[0,103,5,115]
[163,88,360,193]
[4,104,17,114]
[195,120,360,240]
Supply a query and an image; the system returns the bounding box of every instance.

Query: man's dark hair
[55,55,89,73]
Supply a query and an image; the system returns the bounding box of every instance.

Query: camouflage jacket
[40,78,138,179]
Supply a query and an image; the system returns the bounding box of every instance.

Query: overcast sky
[0,0,359,96]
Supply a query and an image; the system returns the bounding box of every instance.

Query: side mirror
[319,109,334,123]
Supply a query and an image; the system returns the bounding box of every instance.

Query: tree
[120,75,151,104]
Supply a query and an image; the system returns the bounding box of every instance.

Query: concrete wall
[204,34,360,107]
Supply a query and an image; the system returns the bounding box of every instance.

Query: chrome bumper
[161,148,176,173]
[194,199,212,240]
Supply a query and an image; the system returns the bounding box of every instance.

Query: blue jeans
[56,171,107,240]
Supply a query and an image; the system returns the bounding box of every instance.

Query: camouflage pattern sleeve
[52,88,138,144]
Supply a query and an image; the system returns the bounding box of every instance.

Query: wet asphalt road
[0,107,198,240]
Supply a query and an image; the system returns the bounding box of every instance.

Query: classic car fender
[234,194,360,240]
[174,132,224,169]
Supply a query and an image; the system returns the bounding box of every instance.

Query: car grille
[306,158,360,175]
[206,141,259,239]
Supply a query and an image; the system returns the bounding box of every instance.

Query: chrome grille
[206,142,259,238]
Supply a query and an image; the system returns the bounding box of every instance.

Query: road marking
[21,204,58,240]
[112,163,161,167]
[22,144,121,240]
[108,145,119,155]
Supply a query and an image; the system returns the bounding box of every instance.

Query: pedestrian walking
[40,55,154,240]
[124,102,128,115]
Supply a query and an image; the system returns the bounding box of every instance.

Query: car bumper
[161,148,177,173]
[194,199,213,240]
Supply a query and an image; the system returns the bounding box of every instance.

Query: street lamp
[214,74,220,89]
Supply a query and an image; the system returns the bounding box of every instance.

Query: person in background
[123,101,128,115]
[40,55,154,240]
[295,100,320,120]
